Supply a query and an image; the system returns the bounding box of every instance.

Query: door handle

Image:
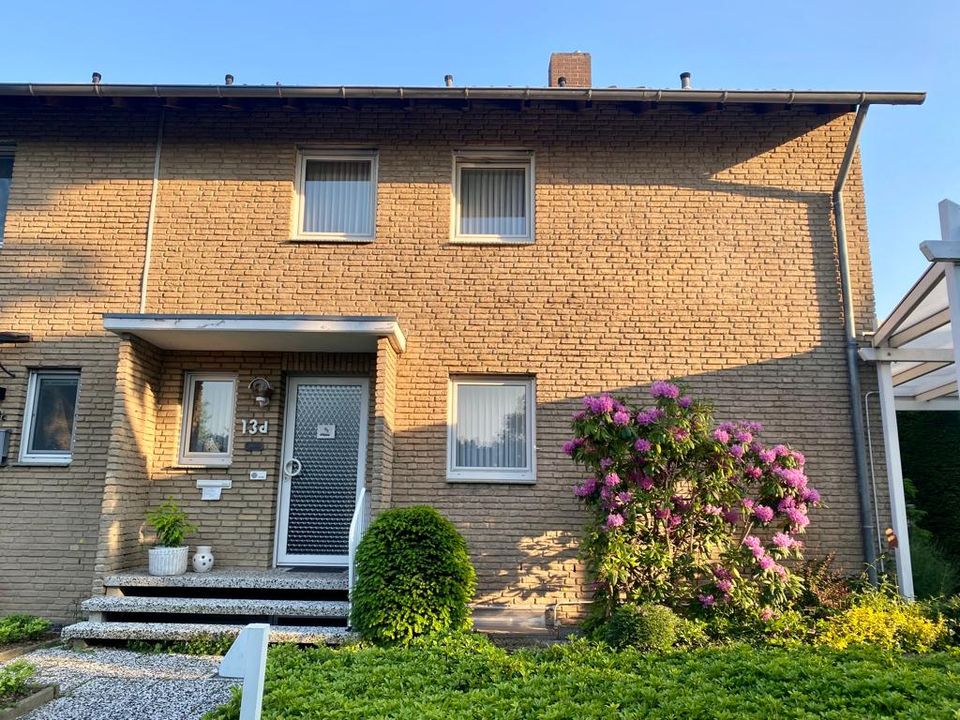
[283,458,302,478]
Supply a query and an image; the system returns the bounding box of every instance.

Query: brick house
[0,54,924,639]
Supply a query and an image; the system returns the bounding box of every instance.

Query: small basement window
[447,376,536,482]
[294,151,378,241]
[20,370,80,465]
[452,151,534,243]
[179,372,237,466]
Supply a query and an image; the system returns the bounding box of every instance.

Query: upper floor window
[294,150,377,241]
[452,151,534,243]
[0,145,13,247]
[447,376,536,483]
[20,370,80,465]
[179,372,237,466]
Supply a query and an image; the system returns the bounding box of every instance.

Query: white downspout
[139,108,164,313]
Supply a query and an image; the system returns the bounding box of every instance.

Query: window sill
[17,457,72,467]
[173,461,233,470]
[446,476,536,485]
[288,235,376,244]
[449,237,534,246]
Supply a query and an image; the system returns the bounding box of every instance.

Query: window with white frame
[294,151,377,240]
[20,370,80,465]
[179,373,237,466]
[452,151,534,243]
[447,376,536,482]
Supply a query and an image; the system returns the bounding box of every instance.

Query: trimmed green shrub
[603,603,678,651]
[203,634,960,720]
[0,614,51,645]
[351,506,476,645]
[0,661,34,706]
[818,586,947,653]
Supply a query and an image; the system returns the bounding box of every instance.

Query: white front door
[275,377,369,567]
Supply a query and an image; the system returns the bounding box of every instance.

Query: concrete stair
[62,569,354,645]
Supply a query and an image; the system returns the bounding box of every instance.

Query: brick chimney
[548,52,591,87]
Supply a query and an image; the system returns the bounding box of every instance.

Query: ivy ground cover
[204,634,960,720]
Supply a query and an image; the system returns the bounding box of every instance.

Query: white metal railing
[347,486,371,602]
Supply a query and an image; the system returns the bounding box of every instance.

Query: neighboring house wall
[0,101,883,620]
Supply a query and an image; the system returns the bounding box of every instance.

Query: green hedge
[899,412,960,569]
[204,634,960,720]
[351,506,476,645]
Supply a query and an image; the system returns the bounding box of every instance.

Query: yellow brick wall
[0,101,884,619]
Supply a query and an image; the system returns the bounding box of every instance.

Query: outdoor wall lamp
[248,378,273,407]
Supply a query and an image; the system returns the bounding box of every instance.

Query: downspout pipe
[139,108,164,313]
[833,103,878,584]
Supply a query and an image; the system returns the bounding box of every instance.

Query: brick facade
[0,98,886,621]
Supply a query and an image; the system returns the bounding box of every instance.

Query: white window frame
[292,149,378,242]
[451,150,535,244]
[178,372,237,467]
[19,369,80,466]
[446,375,536,483]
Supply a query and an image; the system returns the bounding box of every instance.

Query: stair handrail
[347,486,370,602]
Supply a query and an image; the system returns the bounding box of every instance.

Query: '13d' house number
[240,419,269,434]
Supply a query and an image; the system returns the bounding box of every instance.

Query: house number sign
[240,419,269,435]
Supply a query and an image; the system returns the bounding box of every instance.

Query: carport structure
[860,199,960,598]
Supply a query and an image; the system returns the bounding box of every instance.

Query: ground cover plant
[0,614,51,646]
[203,633,960,720]
[0,661,36,708]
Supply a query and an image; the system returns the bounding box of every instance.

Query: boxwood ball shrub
[603,603,679,651]
[351,506,476,645]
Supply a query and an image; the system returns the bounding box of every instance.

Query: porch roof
[103,314,406,354]
[861,200,960,411]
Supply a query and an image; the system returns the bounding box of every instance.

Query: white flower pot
[192,545,215,573]
[148,546,189,576]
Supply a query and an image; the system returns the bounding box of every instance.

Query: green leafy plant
[0,661,35,707]
[128,632,235,656]
[0,614,51,645]
[202,634,960,720]
[146,498,196,547]
[602,603,678,651]
[818,584,948,653]
[567,382,818,623]
[351,506,476,645]
[921,595,960,647]
[797,553,854,617]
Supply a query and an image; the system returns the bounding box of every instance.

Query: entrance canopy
[103,314,407,354]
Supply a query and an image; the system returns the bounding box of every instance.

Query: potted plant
[145,499,197,576]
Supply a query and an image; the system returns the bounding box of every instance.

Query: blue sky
[4,0,956,318]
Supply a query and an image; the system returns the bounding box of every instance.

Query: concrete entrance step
[82,595,350,619]
[62,621,353,645]
[104,569,348,593]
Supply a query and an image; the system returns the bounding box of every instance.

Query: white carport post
[875,362,914,598]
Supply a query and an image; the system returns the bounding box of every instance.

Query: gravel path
[4,647,238,720]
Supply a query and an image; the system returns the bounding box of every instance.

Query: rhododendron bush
[565,380,822,621]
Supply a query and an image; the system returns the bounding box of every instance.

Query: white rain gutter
[139,108,164,313]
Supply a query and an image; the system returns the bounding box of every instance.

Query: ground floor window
[447,375,536,482]
[179,372,237,466]
[20,370,80,465]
